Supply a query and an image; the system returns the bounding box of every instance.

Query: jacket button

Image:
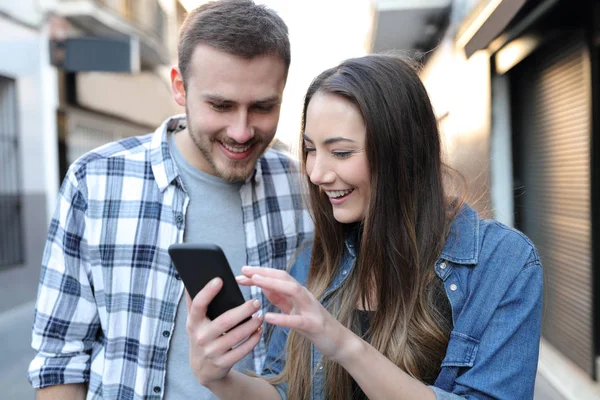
[342,270,347,276]
[450,283,457,291]
[440,262,447,269]
[316,362,323,370]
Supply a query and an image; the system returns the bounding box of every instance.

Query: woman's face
[304,92,370,224]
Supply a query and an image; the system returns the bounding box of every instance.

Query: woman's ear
[171,67,186,107]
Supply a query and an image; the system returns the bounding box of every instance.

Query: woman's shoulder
[478,217,541,269]
[445,204,541,278]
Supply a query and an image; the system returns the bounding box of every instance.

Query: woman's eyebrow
[303,135,357,145]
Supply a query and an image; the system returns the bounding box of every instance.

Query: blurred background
[0,0,598,398]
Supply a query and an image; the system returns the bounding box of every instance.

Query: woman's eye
[304,147,316,154]
[333,151,352,159]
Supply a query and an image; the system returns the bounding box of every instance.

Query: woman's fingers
[261,288,294,314]
[212,314,263,351]
[251,274,313,309]
[188,278,222,322]
[264,312,306,330]
[241,266,294,281]
[203,299,262,339]
[217,327,263,367]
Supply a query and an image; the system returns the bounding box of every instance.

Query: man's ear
[171,67,186,107]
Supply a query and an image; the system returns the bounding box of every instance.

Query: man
[28,1,312,398]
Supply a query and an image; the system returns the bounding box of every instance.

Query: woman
[187,54,543,400]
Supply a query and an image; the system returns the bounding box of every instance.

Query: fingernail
[211,278,221,287]
[253,299,261,308]
[235,275,246,281]
[254,274,262,280]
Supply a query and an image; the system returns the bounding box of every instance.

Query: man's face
[171,44,287,182]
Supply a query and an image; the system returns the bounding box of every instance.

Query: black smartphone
[168,243,251,325]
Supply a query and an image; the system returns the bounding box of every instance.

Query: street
[0,301,36,400]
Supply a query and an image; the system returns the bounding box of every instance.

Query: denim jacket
[262,205,543,399]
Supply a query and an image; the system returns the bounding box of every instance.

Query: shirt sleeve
[430,260,543,399]
[28,168,101,389]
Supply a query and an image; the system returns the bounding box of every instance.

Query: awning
[456,0,527,58]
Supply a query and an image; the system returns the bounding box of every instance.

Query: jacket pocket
[435,332,479,392]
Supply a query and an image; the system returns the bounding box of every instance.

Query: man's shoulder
[258,148,299,174]
[69,133,155,174]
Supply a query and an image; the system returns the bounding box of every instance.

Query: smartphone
[168,243,251,325]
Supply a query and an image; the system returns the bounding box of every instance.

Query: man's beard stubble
[185,117,265,183]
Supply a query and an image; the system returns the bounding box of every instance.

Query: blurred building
[0,0,185,313]
[368,0,599,398]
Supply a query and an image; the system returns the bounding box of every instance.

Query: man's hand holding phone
[185,277,263,387]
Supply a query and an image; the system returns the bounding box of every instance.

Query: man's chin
[214,162,255,183]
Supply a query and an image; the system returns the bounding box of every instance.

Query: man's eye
[253,104,275,113]
[210,103,231,111]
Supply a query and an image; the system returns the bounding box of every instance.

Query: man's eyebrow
[203,94,231,103]
[302,135,357,145]
[202,94,280,104]
[252,95,281,105]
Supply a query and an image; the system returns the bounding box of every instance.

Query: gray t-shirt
[164,133,255,399]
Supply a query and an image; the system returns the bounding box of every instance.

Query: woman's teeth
[325,189,353,198]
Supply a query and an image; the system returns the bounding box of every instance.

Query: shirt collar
[440,204,479,265]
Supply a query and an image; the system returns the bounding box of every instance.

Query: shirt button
[316,362,323,370]
[175,273,181,280]
[153,386,161,393]
[176,214,184,224]
[450,283,458,291]
[440,262,447,269]
[162,330,170,338]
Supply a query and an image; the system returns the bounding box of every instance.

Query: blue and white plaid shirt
[28,115,313,399]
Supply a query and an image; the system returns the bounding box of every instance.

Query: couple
[28,0,542,399]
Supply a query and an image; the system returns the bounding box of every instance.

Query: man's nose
[227,110,254,144]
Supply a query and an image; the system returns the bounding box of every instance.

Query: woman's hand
[185,277,263,387]
[237,266,357,363]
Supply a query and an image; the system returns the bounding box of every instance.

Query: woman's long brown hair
[270,54,462,399]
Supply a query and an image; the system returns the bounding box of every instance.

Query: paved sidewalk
[535,373,567,400]
[0,301,36,400]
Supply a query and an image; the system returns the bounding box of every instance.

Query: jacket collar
[440,204,479,265]
[343,204,480,265]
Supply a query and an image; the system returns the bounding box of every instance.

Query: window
[0,76,24,268]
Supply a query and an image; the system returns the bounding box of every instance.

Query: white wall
[76,71,184,128]
[0,16,59,220]
[420,39,493,216]
[0,0,43,27]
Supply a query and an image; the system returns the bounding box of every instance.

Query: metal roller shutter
[512,35,593,377]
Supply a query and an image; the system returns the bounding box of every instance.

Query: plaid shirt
[28,115,313,399]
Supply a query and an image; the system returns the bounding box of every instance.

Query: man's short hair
[178,0,291,85]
